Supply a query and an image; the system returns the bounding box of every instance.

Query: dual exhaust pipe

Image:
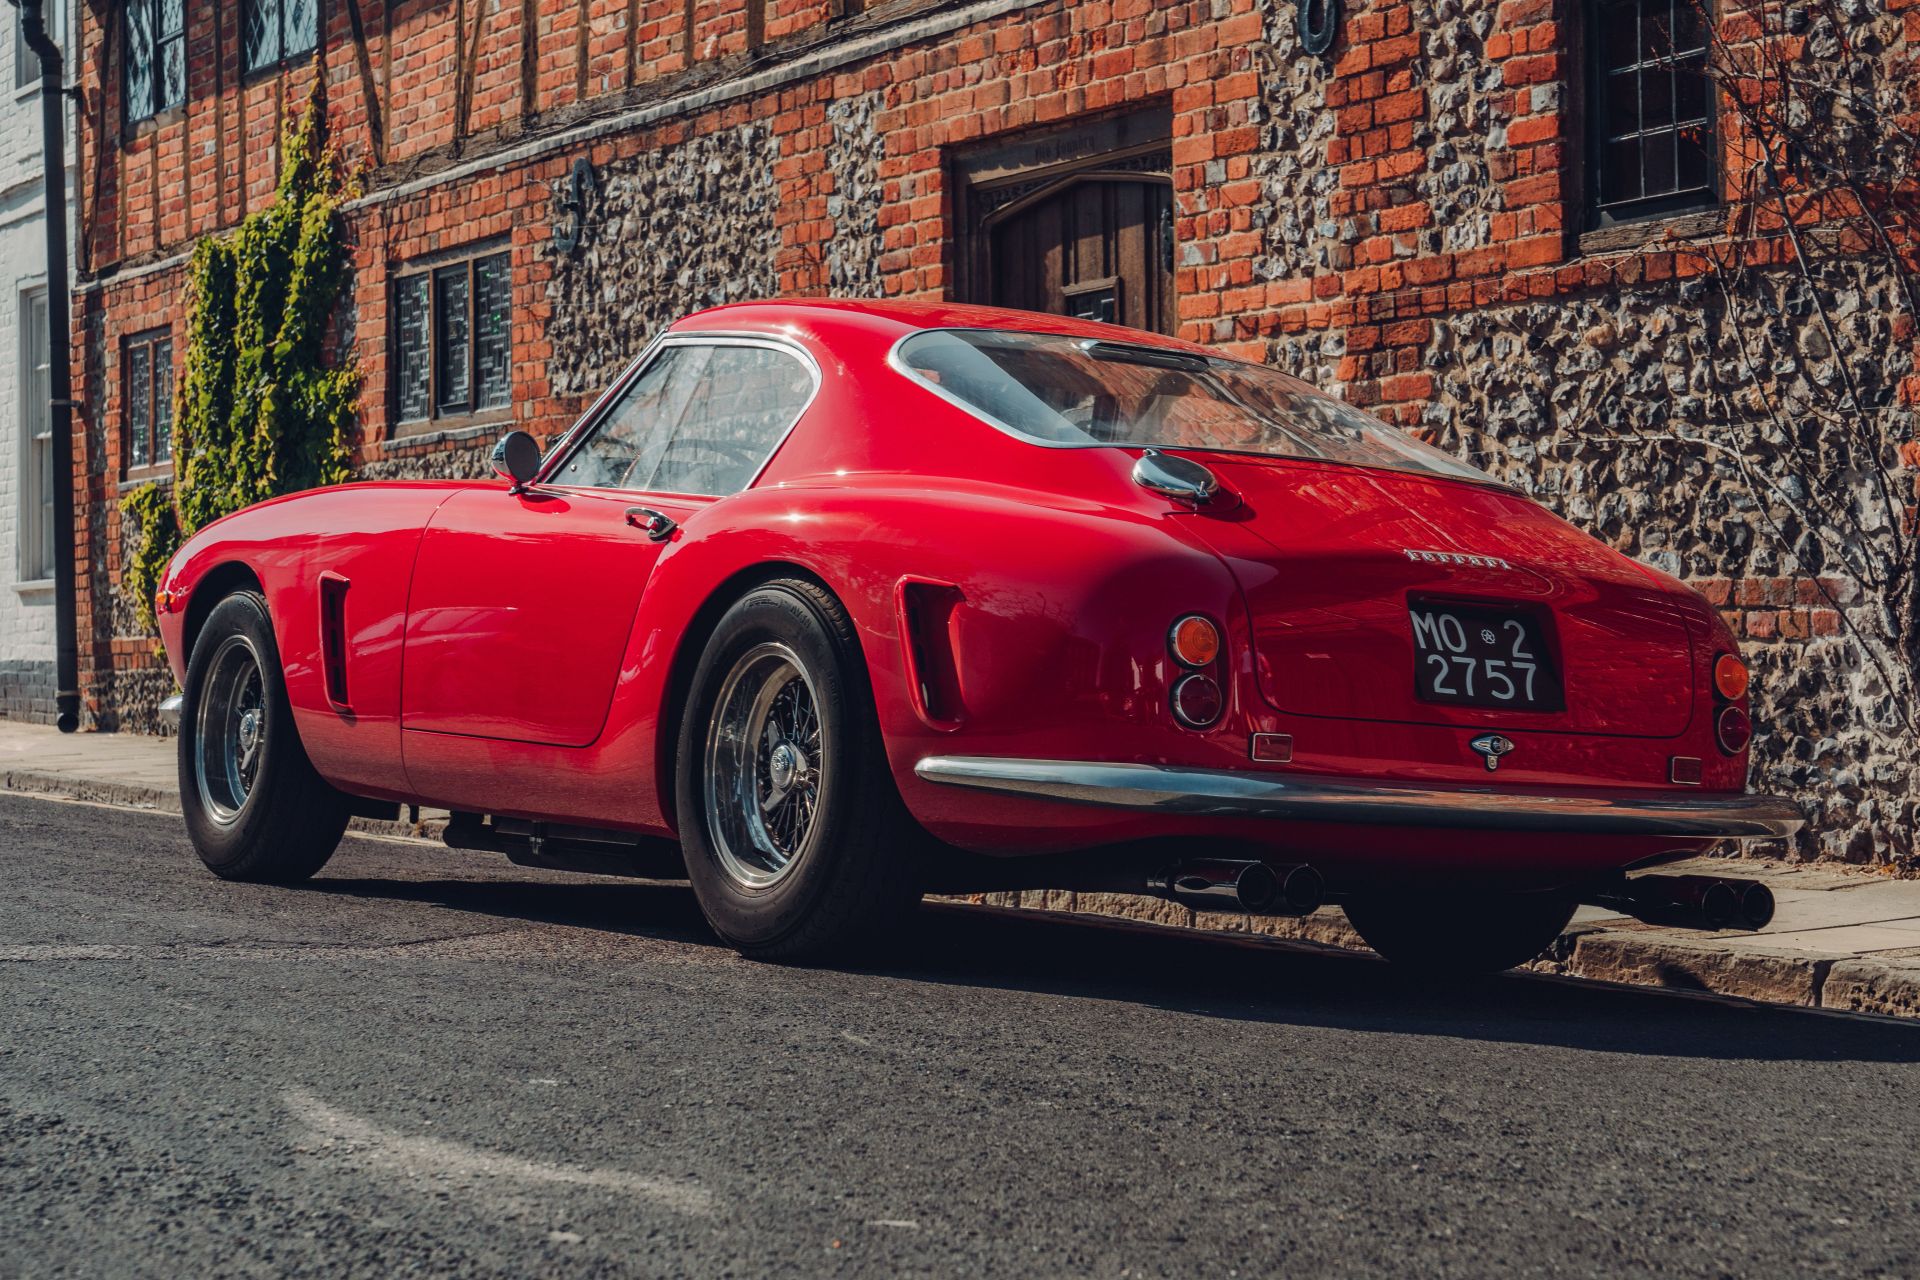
[1590,873,1775,932]
[1147,858,1324,917]
[1145,862,1772,934]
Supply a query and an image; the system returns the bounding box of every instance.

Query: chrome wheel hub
[703,642,827,890]
[194,635,267,827]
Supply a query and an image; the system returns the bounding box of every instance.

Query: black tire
[1343,891,1577,975]
[675,579,924,960]
[178,591,349,883]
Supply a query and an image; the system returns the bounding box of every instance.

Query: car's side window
[548,341,814,496]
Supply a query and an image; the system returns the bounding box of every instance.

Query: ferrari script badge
[1469,734,1516,772]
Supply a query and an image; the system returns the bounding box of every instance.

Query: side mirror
[490,430,542,492]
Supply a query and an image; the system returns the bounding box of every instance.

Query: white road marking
[284,1087,712,1216]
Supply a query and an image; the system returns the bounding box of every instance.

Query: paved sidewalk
[6,718,1919,1019]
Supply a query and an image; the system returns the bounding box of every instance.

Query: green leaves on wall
[122,79,358,642]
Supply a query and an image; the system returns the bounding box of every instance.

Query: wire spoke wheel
[704,642,829,891]
[194,634,267,827]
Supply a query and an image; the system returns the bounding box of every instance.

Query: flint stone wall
[1416,267,1917,862]
[541,123,784,399]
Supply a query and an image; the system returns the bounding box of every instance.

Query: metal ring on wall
[1297,0,1340,56]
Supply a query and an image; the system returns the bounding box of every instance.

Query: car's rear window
[894,328,1492,484]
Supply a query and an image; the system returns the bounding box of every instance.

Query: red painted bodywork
[157,299,1755,893]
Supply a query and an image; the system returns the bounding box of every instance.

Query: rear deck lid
[1188,457,1697,738]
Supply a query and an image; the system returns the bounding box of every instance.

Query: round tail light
[1715,705,1753,755]
[1170,673,1223,728]
[1169,615,1221,668]
[1713,653,1750,701]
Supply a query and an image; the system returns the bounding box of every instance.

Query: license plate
[1409,602,1563,711]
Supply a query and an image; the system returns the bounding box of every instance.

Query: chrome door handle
[624,507,676,541]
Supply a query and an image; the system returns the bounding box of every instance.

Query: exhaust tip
[1235,862,1280,913]
[1699,881,1738,929]
[1737,881,1775,931]
[1278,864,1325,915]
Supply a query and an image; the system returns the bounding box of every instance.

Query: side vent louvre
[319,572,351,711]
[896,579,966,731]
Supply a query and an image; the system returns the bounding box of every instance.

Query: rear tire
[675,579,923,961]
[1343,892,1577,975]
[179,591,349,883]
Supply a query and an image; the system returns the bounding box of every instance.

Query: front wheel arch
[181,561,266,666]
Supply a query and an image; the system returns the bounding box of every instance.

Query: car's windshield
[894,328,1493,485]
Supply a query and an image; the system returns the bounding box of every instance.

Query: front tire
[1343,892,1577,975]
[179,591,349,883]
[675,579,923,960]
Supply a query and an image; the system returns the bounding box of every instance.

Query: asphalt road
[4,792,1920,1279]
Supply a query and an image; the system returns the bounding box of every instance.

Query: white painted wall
[0,0,73,721]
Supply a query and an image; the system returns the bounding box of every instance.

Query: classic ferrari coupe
[157,299,1802,969]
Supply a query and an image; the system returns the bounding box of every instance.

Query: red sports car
[156,300,1802,969]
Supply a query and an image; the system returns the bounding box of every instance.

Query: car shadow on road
[301,870,1920,1064]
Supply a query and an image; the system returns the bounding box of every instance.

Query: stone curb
[2,770,441,841]
[7,771,1917,1021]
[962,890,1920,1023]
[4,769,179,813]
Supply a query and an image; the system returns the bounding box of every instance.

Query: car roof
[671,298,1220,358]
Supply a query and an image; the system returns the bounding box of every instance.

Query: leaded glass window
[392,251,513,427]
[245,0,320,74]
[125,0,185,122]
[125,332,173,475]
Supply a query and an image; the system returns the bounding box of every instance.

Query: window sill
[1577,207,1727,257]
[12,578,54,597]
[242,49,322,86]
[119,469,174,492]
[122,103,185,142]
[387,412,511,448]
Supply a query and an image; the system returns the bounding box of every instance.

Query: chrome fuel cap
[1133,449,1219,506]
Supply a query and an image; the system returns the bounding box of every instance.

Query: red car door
[399,486,700,746]
[398,337,818,749]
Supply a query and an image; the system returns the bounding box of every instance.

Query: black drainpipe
[14,1,80,732]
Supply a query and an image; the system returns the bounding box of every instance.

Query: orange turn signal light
[1169,615,1221,668]
[1713,653,1750,701]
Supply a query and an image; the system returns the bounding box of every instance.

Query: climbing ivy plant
[121,79,358,639]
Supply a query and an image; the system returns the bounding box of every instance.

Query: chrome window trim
[913,756,1807,840]
[536,332,823,497]
[884,325,1513,491]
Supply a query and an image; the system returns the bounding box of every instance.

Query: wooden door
[985,177,1175,335]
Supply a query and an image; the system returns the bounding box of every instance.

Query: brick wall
[66,0,1920,859]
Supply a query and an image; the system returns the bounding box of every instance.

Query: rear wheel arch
[182,562,266,663]
[657,562,871,832]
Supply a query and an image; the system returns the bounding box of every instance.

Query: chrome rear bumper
[158,693,184,728]
[913,757,1805,840]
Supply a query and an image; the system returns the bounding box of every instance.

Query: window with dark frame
[1588,0,1718,224]
[244,0,320,76]
[21,290,55,583]
[124,331,174,475]
[124,0,186,123]
[393,251,512,428]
